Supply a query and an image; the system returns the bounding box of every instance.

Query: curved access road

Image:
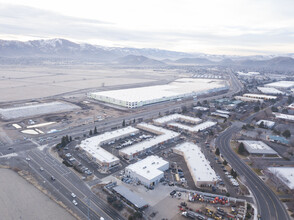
[216,126,290,220]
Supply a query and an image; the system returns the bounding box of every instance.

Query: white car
[71,193,76,198]
[72,200,78,206]
[25,158,31,161]
[40,167,44,171]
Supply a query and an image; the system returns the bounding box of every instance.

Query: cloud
[0,3,294,55]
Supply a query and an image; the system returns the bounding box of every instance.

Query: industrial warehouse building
[88,78,228,108]
[256,120,275,128]
[257,87,285,95]
[125,155,169,187]
[79,126,139,170]
[264,81,294,89]
[273,112,294,122]
[168,121,217,133]
[173,142,218,187]
[119,123,180,160]
[153,113,202,125]
[242,93,277,100]
[234,96,263,103]
[240,140,278,156]
[112,185,148,209]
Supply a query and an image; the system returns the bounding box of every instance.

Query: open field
[0,168,74,220]
[0,65,180,102]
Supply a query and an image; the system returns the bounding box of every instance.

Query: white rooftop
[216,110,231,115]
[169,121,217,132]
[237,71,260,76]
[193,106,209,111]
[90,78,227,102]
[241,140,278,155]
[153,113,202,125]
[126,155,169,181]
[268,167,294,189]
[256,120,275,128]
[173,142,218,182]
[265,81,294,89]
[119,123,180,156]
[80,126,139,163]
[257,87,285,95]
[273,112,294,121]
[211,112,229,119]
[243,93,277,99]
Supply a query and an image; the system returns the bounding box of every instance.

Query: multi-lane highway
[216,126,290,220]
[27,148,124,220]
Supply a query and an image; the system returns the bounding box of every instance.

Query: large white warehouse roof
[173,142,217,184]
[257,87,285,95]
[89,78,227,108]
[264,81,294,89]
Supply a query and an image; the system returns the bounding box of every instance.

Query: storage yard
[89,78,228,108]
[0,101,80,120]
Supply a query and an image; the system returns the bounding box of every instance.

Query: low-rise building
[125,155,169,187]
[235,96,263,103]
[264,81,294,89]
[168,121,217,133]
[256,120,275,128]
[273,112,294,122]
[243,93,277,100]
[79,126,139,170]
[257,87,285,95]
[173,142,217,187]
[119,123,180,160]
[112,185,148,209]
[240,140,278,156]
[153,113,202,125]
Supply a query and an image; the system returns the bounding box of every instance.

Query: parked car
[71,193,76,198]
[72,200,78,206]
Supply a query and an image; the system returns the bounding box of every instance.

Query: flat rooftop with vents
[125,155,169,187]
[79,126,139,169]
[173,142,218,187]
[240,140,278,156]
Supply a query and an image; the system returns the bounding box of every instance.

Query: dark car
[170,190,176,196]
[51,176,56,181]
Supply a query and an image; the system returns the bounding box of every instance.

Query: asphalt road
[27,148,124,220]
[216,126,290,220]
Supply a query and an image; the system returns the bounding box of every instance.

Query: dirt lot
[0,168,74,220]
[0,65,179,102]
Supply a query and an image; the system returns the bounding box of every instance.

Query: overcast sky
[0,0,293,55]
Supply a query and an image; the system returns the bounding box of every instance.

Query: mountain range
[0,38,294,70]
